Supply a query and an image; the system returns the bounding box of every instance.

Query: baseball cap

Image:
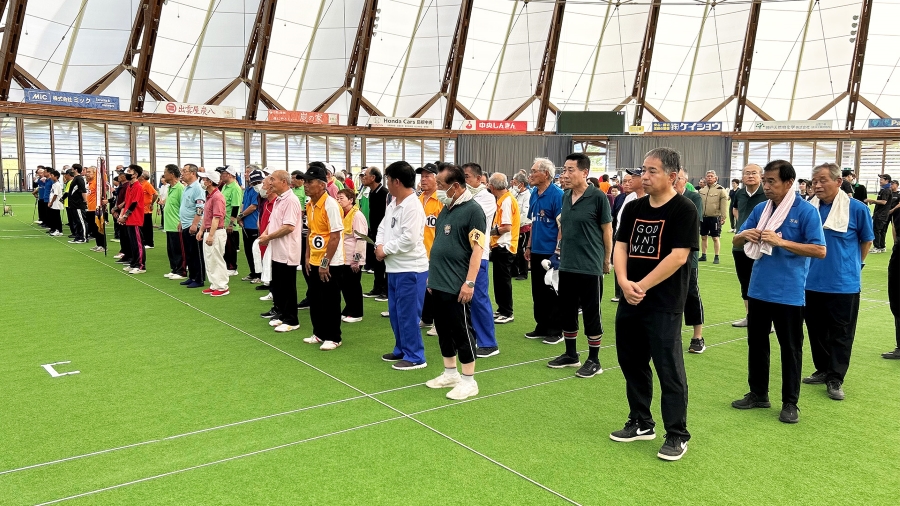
[842,169,853,178]
[308,161,327,172]
[216,165,238,176]
[625,168,643,176]
[880,174,892,181]
[248,170,264,185]
[302,165,328,182]
[201,170,220,185]
[416,163,438,175]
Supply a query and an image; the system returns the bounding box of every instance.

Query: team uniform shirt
[342,207,368,265]
[221,181,243,226]
[257,197,276,257]
[559,185,612,276]
[376,194,428,273]
[806,198,874,293]
[63,180,72,208]
[616,194,699,312]
[428,199,486,294]
[516,187,532,227]
[69,175,87,209]
[472,187,496,261]
[163,182,184,233]
[268,190,304,266]
[141,179,157,214]
[419,192,444,258]
[87,179,99,212]
[125,180,145,226]
[306,193,345,267]
[738,198,826,306]
[201,188,226,231]
[682,190,704,269]
[529,184,564,255]
[49,180,64,210]
[731,185,768,252]
[240,186,261,230]
[38,178,51,202]
[490,191,520,253]
[179,181,205,229]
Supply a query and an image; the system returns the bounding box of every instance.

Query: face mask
[436,189,454,206]
[256,184,267,198]
[511,187,519,196]
[124,173,133,181]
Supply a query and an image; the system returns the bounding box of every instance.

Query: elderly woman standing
[337,188,368,323]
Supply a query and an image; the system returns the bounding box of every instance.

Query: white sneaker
[342,316,363,323]
[274,323,299,333]
[320,340,341,351]
[113,253,124,259]
[227,270,239,276]
[268,319,283,327]
[446,380,479,400]
[732,318,748,328]
[303,335,322,344]
[426,325,438,336]
[494,315,514,324]
[129,268,146,274]
[169,274,186,280]
[34,220,42,224]
[380,311,390,317]
[144,245,153,249]
[164,273,174,278]
[419,320,430,328]
[123,266,132,271]
[425,372,460,389]
[259,293,272,301]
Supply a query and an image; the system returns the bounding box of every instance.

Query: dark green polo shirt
[428,199,487,294]
[682,189,703,269]
[559,185,612,276]
[731,185,767,251]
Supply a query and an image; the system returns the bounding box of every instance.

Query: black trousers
[684,267,704,326]
[87,212,107,249]
[371,249,387,296]
[271,261,299,326]
[308,265,343,342]
[127,225,145,270]
[182,228,204,284]
[224,229,239,271]
[299,233,311,299]
[514,230,530,278]
[433,289,477,364]
[421,289,435,325]
[66,208,75,234]
[559,271,603,336]
[119,220,133,259]
[890,245,900,349]
[339,265,364,318]
[242,228,260,277]
[141,213,155,247]
[47,208,62,232]
[166,231,186,275]
[732,249,755,301]
[616,306,690,440]
[491,246,515,317]
[805,291,859,384]
[529,252,561,336]
[70,206,87,240]
[747,297,804,404]
[37,199,47,224]
[874,218,889,250]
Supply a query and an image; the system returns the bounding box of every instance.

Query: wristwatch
[465,280,475,288]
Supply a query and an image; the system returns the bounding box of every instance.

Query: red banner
[460,120,528,131]
[268,110,340,125]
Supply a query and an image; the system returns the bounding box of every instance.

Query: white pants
[253,238,273,284]
[203,229,228,290]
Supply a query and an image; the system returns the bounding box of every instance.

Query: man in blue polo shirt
[732,160,826,424]
[179,164,206,288]
[524,157,564,344]
[239,168,264,282]
[803,163,873,401]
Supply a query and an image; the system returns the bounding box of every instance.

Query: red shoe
[211,289,230,297]
[202,288,215,295]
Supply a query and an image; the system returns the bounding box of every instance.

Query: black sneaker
[731,392,771,409]
[802,371,827,384]
[713,256,720,264]
[363,291,379,298]
[575,358,602,378]
[382,352,403,362]
[542,335,563,345]
[779,403,800,423]
[297,298,310,310]
[609,419,656,442]
[260,309,280,319]
[698,254,707,262]
[688,338,706,354]
[882,348,900,359]
[374,293,388,302]
[657,435,688,461]
[392,360,427,371]
[476,346,499,358]
[255,284,269,291]
[524,330,547,339]
[826,380,845,400]
[547,354,580,369]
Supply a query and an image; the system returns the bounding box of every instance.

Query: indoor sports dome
[2,1,899,505]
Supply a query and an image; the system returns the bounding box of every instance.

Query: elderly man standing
[512,173,531,280]
[524,157,564,344]
[179,164,206,289]
[238,168,264,283]
[676,168,706,354]
[417,163,443,335]
[698,170,729,264]
[377,161,429,370]
[259,170,303,333]
[197,170,229,297]
[803,163,873,401]
[488,173,520,324]
[462,162,498,357]
[216,166,243,276]
[730,164,767,327]
[361,166,389,301]
[865,174,893,253]
[161,164,185,279]
[732,160,826,424]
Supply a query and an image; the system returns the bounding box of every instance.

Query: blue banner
[652,122,722,132]
[24,88,119,111]
[868,118,900,129]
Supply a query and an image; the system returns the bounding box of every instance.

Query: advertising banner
[24,89,119,110]
[267,110,340,124]
[156,101,236,119]
[368,116,438,129]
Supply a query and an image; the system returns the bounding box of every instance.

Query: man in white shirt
[512,173,531,280]
[462,162,499,358]
[377,161,429,370]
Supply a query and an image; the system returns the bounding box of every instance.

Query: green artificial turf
[1,192,898,505]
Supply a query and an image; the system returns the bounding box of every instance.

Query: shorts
[700,216,721,237]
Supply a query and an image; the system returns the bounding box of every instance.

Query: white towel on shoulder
[808,190,850,233]
[743,190,796,260]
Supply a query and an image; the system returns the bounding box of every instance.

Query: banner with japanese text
[155,102,236,119]
[459,119,527,132]
[25,89,119,110]
[267,110,339,125]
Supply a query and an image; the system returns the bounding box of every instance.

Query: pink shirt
[267,190,303,266]
[202,189,225,230]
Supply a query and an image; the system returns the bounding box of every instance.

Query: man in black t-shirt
[609,147,698,462]
[65,167,88,244]
[866,174,893,252]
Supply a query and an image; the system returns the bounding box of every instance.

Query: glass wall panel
[841,141,856,170]
[328,136,347,169]
[288,134,308,170]
[108,124,132,169]
[23,119,52,172]
[249,132,262,167]
[366,137,384,168]
[607,141,617,171]
[202,130,225,168]
[225,131,245,169]
[385,138,403,165]
[179,129,202,168]
[1,118,18,190]
[884,140,900,175]
[769,142,791,164]
[731,141,746,179]
[266,133,287,171]
[350,137,362,174]
[154,127,178,172]
[405,139,423,168]
[814,141,838,166]
[423,139,440,166]
[444,139,455,164]
[792,142,815,180]
[859,141,885,188]
[747,141,769,167]
[81,122,106,163]
[53,120,81,166]
[308,135,326,165]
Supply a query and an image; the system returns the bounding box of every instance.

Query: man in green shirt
[217,166,243,276]
[677,168,706,353]
[547,153,613,378]
[161,164,186,279]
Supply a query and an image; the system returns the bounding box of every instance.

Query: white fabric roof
[7,0,900,130]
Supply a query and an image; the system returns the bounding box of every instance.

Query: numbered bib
[311,234,325,250]
[426,214,437,228]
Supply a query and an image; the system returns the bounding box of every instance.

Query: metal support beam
[700,96,734,122]
[630,0,661,126]
[505,97,537,122]
[643,101,670,123]
[441,0,473,130]
[12,64,47,90]
[845,0,873,130]
[733,0,762,132]
[129,0,165,113]
[313,86,348,113]
[83,65,125,95]
[534,0,566,131]
[809,91,848,120]
[410,92,441,119]
[0,0,28,101]
[245,0,278,120]
[858,95,889,119]
[346,0,379,126]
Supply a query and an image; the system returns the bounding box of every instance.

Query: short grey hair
[644,147,681,175]
[513,173,528,186]
[813,162,841,181]
[271,169,290,184]
[705,170,717,176]
[247,164,260,172]
[533,157,555,177]
[489,173,508,190]
[183,164,198,174]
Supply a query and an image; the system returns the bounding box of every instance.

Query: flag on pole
[96,157,108,255]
